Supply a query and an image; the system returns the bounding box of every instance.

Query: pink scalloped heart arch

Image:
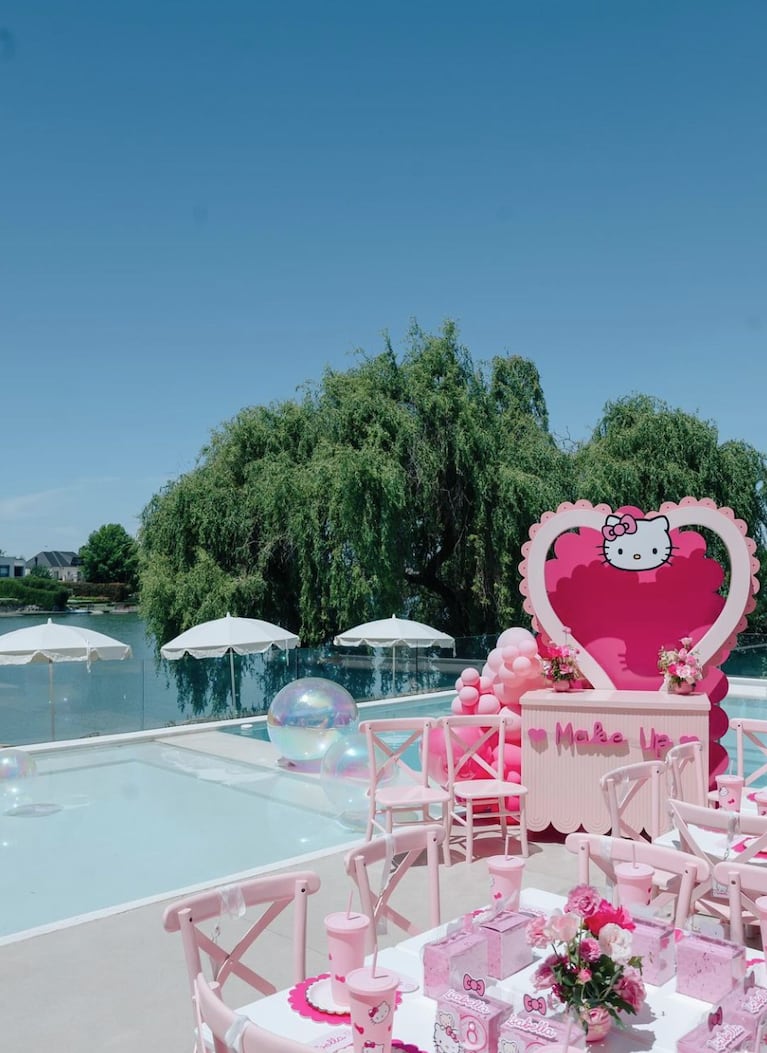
[519,498,761,780]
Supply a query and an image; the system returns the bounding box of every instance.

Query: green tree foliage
[138,327,767,672]
[28,564,53,579]
[79,524,139,588]
[0,577,69,610]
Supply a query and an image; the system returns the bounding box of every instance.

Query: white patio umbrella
[160,612,300,709]
[0,618,133,740]
[333,614,455,678]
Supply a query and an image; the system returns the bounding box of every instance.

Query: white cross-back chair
[712,859,767,945]
[163,871,320,1048]
[600,760,668,841]
[565,831,710,928]
[665,740,711,807]
[344,823,444,952]
[442,712,528,863]
[359,716,451,865]
[667,798,767,926]
[194,973,315,1053]
[730,717,767,790]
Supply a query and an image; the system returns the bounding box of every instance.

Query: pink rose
[545,911,580,943]
[615,966,646,1011]
[576,967,592,983]
[532,962,555,990]
[598,922,633,964]
[565,884,602,917]
[526,914,548,948]
[585,901,635,936]
[578,936,602,962]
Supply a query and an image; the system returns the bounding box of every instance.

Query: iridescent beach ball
[267,677,358,764]
[320,730,372,829]
[0,748,36,782]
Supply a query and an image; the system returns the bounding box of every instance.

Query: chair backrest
[667,798,767,922]
[600,760,668,841]
[712,859,767,945]
[344,823,443,950]
[194,973,315,1053]
[163,870,321,1021]
[442,713,511,785]
[665,740,709,806]
[730,717,767,787]
[360,716,436,793]
[564,832,709,928]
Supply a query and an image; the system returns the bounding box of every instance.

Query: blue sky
[1,1,765,558]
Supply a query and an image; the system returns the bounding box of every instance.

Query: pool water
[0,741,356,942]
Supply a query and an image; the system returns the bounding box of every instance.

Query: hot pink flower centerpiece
[526,884,645,1040]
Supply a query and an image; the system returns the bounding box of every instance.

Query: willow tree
[572,394,767,630]
[139,322,568,655]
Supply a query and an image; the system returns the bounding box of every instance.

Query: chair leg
[519,798,529,858]
[441,805,451,867]
[466,803,474,864]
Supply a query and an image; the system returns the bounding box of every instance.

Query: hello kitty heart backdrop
[519,498,760,779]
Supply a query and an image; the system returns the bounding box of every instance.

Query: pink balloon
[499,709,522,742]
[497,626,536,648]
[454,677,464,692]
[518,638,538,657]
[486,648,504,671]
[511,656,532,676]
[494,743,522,770]
[501,645,520,663]
[494,680,526,707]
[461,667,480,685]
[477,694,500,715]
[497,665,518,685]
[458,685,479,708]
[451,696,465,714]
[478,675,494,693]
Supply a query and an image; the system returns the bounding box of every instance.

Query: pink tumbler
[614,861,654,907]
[346,966,399,1053]
[324,911,370,1008]
[487,855,525,910]
[716,775,744,811]
[754,790,767,817]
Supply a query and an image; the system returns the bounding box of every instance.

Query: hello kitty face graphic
[601,513,673,571]
[368,1000,391,1024]
[433,1012,462,1053]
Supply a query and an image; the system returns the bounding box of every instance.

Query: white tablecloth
[237,887,752,1053]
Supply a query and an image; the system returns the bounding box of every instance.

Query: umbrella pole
[229,650,237,710]
[49,660,55,741]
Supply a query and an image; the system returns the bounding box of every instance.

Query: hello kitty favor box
[497,1008,587,1053]
[677,1020,749,1053]
[477,909,535,980]
[719,976,767,1049]
[433,986,512,1053]
[422,925,489,1000]
[676,932,746,1003]
[630,916,676,987]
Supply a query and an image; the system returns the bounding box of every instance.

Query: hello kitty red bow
[602,513,638,541]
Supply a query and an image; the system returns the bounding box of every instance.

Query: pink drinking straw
[505,833,511,860]
[371,946,379,978]
[346,889,354,918]
[631,841,637,868]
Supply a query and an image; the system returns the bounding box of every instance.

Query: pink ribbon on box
[523,994,547,1015]
[463,974,485,996]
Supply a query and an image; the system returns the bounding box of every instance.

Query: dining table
[235,888,765,1053]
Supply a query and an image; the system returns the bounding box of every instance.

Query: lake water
[0,612,462,745]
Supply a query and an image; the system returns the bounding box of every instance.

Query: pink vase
[580,1008,613,1043]
[553,679,571,692]
[672,681,693,695]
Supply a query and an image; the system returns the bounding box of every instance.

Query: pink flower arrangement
[526,884,645,1035]
[658,635,703,690]
[540,643,581,684]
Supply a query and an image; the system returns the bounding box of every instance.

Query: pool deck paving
[1,726,580,1053]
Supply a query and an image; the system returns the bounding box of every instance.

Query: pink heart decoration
[520,499,758,691]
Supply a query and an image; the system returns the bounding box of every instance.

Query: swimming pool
[1,691,456,943]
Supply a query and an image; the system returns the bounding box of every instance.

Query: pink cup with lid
[716,775,744,811]
[346,966,399,1053]
[487,855,525,910]
[754,790,767,817]
[614,861,654,907]
[324,911,370,1008]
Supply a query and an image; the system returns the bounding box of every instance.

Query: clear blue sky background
[1,1,765,559]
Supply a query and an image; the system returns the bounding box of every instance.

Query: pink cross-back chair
[730,717,767,789]
[565,832,710,928]
[344,823,444,952]
[712,859,767,945]
[360,716,451,865]
[665,740,711,807]
[194,973,315,1053]
[599,760,668,841]
[441,713,528,863]
[163,870,320,1047]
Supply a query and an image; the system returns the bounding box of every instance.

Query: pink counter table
[520,688,710,834]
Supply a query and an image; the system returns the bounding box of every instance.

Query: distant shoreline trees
[137,321,767,649]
